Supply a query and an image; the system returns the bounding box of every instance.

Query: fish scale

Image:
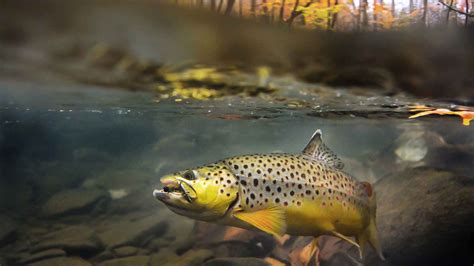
[223,154,369,223]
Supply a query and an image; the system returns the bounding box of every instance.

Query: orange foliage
[409,105,474,126]
[169,0,473,30]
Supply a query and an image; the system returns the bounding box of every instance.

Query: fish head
[153,163,239,221]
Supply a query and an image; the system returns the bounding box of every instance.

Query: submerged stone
[203,257,271,266]
[365,167,474,265]
[41,188,110,217]
[149,248,180,265]
[113,246,139,257]
[98,255,149,266]
[19,248,65,264]
[0,215,17,246]
[33,225,102,254]
[168,249,214,266]
[28,257,92,266]
[98,214,168,248]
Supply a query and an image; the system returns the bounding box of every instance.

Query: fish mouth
[153,177,196,203]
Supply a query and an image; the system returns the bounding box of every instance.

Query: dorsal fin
[302,129,344,169]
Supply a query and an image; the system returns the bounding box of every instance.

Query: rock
[90,169,152,193]
[42,188,110,216]
[91,250,115,262]
[165,249,214,266]
[365,167,474,266]
[28,257,92,266]
[107,189,156,214]
[113,246,139,257]
[19,249,65,264]
[209,241,259,258]
[0,215,17,246]
[203,257,271,266]
[98,213,168,248]
[149,248,179,265]
[98,255,149,266]
[156,209,195,253]
[33,225,102,255]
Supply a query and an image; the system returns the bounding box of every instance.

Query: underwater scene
[1,1,474,266]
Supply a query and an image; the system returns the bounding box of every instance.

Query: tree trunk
[225,0,236,15]
[422,0,428,26]
[391,0,395,17]
[280,0,286,22]
[251,0,257,17]
[217,0,224,12]
[465,0,470,26]
[239,0,243,17]
[446,0,454,25]
[211,0,217,11]
[360,0,369,30]
[331,0,339,29]
[288,0,300,26]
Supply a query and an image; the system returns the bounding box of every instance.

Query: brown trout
[153,129,385,261]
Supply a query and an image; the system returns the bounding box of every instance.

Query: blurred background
[0,1,473,266]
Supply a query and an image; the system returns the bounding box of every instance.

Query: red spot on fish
[361,182,373,197]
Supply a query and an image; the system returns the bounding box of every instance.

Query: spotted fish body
[154,130,384,260]
[223,153,371,237]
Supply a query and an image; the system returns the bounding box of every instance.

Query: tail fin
[357,182,385,261]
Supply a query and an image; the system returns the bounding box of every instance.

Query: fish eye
[183,170,196,180]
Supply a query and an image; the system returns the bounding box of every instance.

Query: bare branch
[439,1,474,17]
[287,1,311,26]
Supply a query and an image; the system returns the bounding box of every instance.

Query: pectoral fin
[233,206,287,237]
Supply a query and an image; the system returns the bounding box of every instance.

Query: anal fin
[331,231,362,258]
[233,206,287,237]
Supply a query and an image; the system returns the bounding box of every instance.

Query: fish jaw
[153,175,196,210]
[153,165,240,222]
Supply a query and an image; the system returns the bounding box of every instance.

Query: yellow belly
[284,196,369,237]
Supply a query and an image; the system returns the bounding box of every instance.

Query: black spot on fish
[268,168,273,173]
[253,179,259,186]
[298,184,303,189]
[240,180,247,186]
[277,187,282,192]
[244,164,248,169]
[246,197,249,205]
[234,165,239,170]
[305,190,311,195]
[290,191,295,196]
[275,198,280,203]
[266,186,271,192]
[250,193,256,200]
